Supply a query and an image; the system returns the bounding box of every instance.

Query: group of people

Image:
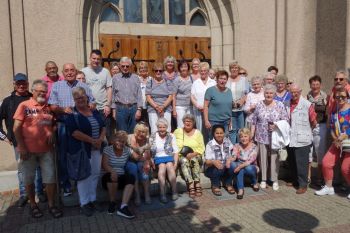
[1,49,350,220]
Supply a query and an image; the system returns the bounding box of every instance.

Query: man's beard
[36,96,46,104]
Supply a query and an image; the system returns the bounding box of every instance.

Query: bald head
[62,63,77,83]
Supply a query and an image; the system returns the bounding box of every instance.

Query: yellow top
[173,128,205,155]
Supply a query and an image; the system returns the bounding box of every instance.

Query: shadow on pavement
[262,208,319,233]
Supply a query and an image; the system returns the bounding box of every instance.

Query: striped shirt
[48,80,95,108]
[103,145,131,175]
[87,116,100,139]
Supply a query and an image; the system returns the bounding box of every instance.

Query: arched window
[100,7,120,22]
[124,0,143,23]
[190,11,206,26]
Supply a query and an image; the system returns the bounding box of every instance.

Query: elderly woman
[174,114,205,198]
[274,74,291,105]
[162,55,178,82]
[125,122,152,205]
[244,75,264,127]
[208,68,216,80]
[149,118,179,203]
[110,62,120,76]
[251,84,289,190]
[146,63,174,133]
[65,87,106,217]
[101,131,136,219]
[228,128,259,199]
[226,61,250,143]
[172,60,193,128]
[190,58,201,81]
[138,61,152,124]
[205,125,235,196]
[315,87,350,199]
[263,72,275,85]
[204,70,233,138]
[307,75,328,184]
[191,62,216,135]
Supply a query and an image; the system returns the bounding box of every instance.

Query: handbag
[335,108,350,154]
[179,129,194,157]
[278,148,288,161]
[66,112,91,181]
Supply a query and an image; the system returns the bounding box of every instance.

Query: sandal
[31,205,43,218]
[194,182,203,197]
[49,206,63,218]
[188,183,196,198]
[225,185,236,195]
[211,187,222,196]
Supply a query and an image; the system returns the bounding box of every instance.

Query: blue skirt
[154,156,174,165]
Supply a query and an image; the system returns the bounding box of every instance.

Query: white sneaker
[272,182,279,191]
[315,186,335,196]
[260,181,267,189]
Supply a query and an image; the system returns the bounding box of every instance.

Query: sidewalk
[1,180,349,233]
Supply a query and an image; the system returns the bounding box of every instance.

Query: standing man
[82,49,113,141]
[0,73,45,207]
[287,84,317,194]
[13,79,62,218]
[41,61,64,99]
[111,56,142,133]
[327,70,350,115]
[49,63,95,196]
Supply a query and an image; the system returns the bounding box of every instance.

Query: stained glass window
[169,0,185,25]
[124,0,143,23]
[190,12,206,26]
[100,7,120,22]
[147,0,165,24]
[190,0,200,10]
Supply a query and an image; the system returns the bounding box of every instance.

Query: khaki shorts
[19,151,56,185]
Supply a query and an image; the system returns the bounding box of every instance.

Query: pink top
[42,75,64,100]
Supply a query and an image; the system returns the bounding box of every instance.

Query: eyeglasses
[154,70,163,73]
[239,72,247,75]
[334,78,344,81]
[287,82,293,85]
[335,95,348,100]
[121,65,130,68]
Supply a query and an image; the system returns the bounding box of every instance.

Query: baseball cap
[13,73,28,82]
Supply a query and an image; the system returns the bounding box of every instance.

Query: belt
[116,102,136,108]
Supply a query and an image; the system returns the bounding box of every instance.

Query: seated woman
[149,118,179,203]
[66,87,105,217]
[315,86,350,199]
[125,122,152,205]
[228,128,259,200]
[204,125,236,196]
[174,114,205,198]
[101,131,136,219]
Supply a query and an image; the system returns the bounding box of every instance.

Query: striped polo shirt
[103,145,131,175]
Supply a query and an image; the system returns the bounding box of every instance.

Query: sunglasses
[239,72,247,75]
[121,65,130,68]
[154,70,163,73]
[335,95,348,100]
[334,78,344,81]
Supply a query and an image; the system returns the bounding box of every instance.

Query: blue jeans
[204,166,233,187]
[125,161,149,181]
[208,120,230,140]
[116,104,137,134]
[229,111,245,144]
[57,122,71,191]
[14,147,43,196]
[229,162,257,189]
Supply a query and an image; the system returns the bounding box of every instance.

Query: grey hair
[120,56,132,65]
[275,74,288,83]
[72,86,87,97]
[163,56,177,67]
[31,79,48,92]
[110,62,119,68]
[229,60,239,69]
[264,84,277,93]
[199,62,210,70]
[156,118,169,128]
[335,69,349,80]
[263,72,275,80]
[289,83,302,92]
[192,58,200,63]
[182,114,196,124]
[250,76,262,84]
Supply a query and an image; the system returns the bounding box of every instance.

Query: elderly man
[49,63,95,196]
[327,70,350,115]
[41,61,64,99]
[287,83,317,194]
[13,79,62,218]
[0,73,46,207]
[263,72,276,85]
[82,49,113,140]
[112,56,142,133]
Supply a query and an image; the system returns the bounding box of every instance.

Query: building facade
[1,0,350,101]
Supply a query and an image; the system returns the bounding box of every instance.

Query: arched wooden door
[99,34,211,74]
